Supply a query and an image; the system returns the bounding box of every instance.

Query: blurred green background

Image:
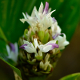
[0,0,80,80]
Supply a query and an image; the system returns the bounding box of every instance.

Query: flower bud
[24,29,28,40]
[42,32,49,44]
[38,31,44,42]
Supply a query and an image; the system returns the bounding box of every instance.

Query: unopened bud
[24,29,28,40]
[42,32,49,44]
[38,31,44,42]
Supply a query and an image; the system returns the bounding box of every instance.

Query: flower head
[20,2,56,31]
[20,39,58,53]
[6,43,18,62]
[18,2,69,76]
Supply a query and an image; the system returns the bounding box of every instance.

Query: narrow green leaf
[60,73,80,80]
[0,58,22,78]
[0,27,7,42]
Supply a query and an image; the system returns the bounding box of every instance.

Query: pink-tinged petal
[9,43,15,53]
[52,17,56,22]
[19,44,27,49]
[43,2,49,13]
[53,33,64,39]
[48,43,59,50]
[53,33,61,39]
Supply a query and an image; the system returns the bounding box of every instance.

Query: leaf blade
[0,57,22,78]
[60,73,80,80]
[0,27,7,42]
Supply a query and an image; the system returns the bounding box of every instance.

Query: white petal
[47,40,56,44]
[20,19,27,23]
[22,12,27,19]
[31,7,35,17]
[48,8,51,13]
[44,61,49,70]
[38,50,42,56]
[55,33,69,50]
[25,46,36,53]
[14,43,18,56]
[45,54,50,62]
[39,2,44,13]
[6,43,18,62]
[47,10,56,17]
[39,45,52,52]
[40,61,44,69]
[34,38,39,48]
[8,52,17,62]
[34,7,39,18]
[23,40,30,45]
[56,26,61,33]
[63,41,69,46]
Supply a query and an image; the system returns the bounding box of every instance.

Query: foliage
[60,73,80,80]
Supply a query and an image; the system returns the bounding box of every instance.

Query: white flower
[39,40,59,53]
[55,33,69,50]
[40,54,52,70]
[20,39,38,53]
[51,22,61,37]
[6,43,18,62]
[20,38,59,53]
[20,2,56,31]
[23,39,38,53]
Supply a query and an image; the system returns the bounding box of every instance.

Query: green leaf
[60,73,80,80]
[0,40,7,58]
[0,27,7,42]
[0,57,22,78]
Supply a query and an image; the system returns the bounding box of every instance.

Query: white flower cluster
[19,2,69,72]
[20,2,55,31]
[20,2,69,51]
[23,39,58,53]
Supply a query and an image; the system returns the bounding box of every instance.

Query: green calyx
[35,56,43,61]
[46,65,52,72]
[24,29,28,40]
[30,31,35,40]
